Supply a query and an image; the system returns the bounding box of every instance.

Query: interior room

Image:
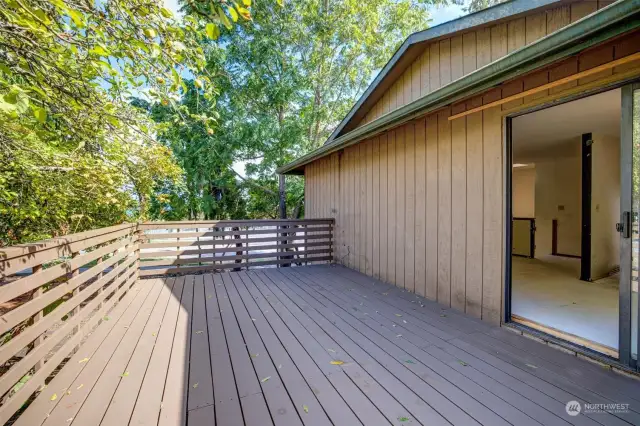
[511,88,621,357]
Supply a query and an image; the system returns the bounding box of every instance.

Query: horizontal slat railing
[138,219,334,277]
[0,224,138,424]
[0,218,333,422]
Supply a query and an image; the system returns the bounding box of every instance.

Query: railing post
[233,226,242,271]
[70,250,80,353]
[176,227,180,271]
[95,244,105,311]
[330,220,334,263]
[133,224,140,285]
[31,264,44,372]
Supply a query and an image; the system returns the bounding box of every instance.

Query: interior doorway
[508,89,622,357]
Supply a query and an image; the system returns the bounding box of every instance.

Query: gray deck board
[220,272,302,426]
[283,268,525,426]
[294,267,555,426]
[244,271,391,426]
[294,267,592,426]
[235,271,362,425]
[212,273,272,426]
[15,265,640,426]
[203,273,244,426]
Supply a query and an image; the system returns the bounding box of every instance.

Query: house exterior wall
[356,0,614,129]
[304,29,640,324]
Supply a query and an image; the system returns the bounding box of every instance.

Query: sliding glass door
[621,83,640,368]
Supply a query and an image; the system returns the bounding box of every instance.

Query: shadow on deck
[17,265,640,426]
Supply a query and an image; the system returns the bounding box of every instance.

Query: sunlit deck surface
[18,265,640,426]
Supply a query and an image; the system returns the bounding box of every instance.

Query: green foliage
[0,0,253,244]
[453,0,508,13]
[159,0,445,220]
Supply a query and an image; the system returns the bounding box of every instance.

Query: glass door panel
[632,87,639,361]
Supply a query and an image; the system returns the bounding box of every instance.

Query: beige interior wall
[534,140,582,257]
[357,1,606,128]
[512,166,536,218]
[591,133,620,279]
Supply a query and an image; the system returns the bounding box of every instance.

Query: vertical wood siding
[357,1,609,127]
[304,27,640,324]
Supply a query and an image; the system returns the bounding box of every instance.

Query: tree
[0,0,253,244]
[456,0,508,13]
[165,0,447,220]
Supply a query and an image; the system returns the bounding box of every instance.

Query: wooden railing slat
[1,226,135,278]
[139,247,331,267]
[0,266,137,398]
[138,255,333,276]
[0,253,137,367]
[0,246,135,336]
[138,240,331,259]
[138,219,333,230]
[0,236,134,305]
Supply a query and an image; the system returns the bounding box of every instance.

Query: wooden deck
[15,265,640,426]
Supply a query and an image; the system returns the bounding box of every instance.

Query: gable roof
[278,0,640,174]
[325,0,563,144]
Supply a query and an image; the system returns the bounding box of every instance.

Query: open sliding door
[620,83,640,368]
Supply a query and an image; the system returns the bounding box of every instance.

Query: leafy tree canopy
[151,0,449,221]
[0,0,252,244]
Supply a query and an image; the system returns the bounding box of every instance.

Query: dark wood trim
[553,253,582,259]
[551,218,558,255]
[580,132,592,282]
[504,116,513,323]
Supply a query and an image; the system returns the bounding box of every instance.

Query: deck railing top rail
[0,218,333,424]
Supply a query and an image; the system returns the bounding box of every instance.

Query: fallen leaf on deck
[103,316,110,321]
[396,334,402,338]
[50,393,57,401]
[327,348,336,353]
[66,418,73,423]
[251,353,259,358]
[121,372,129,377]
[67,390,71,395]
[398,416,410,422]
[261,376,271,383]
[525,363,538,369]
[76,384,84,390]
[440,314,447,317]
[251,318,256,321]
[207,294,212,299]
[193,383,199,388]
[195,330,204,334]
[303,404,309,413]
[404,360,415,364]
[458,361,468,366]
[395,314,402,317]
[402,320,407,324]
[78,358,90,364]
[152,332,156,336]
[278,364,282,369]
[330,360,345,365]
